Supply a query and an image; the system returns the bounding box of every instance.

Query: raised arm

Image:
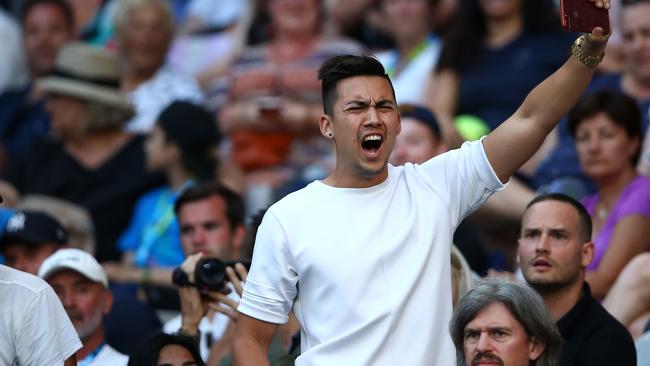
[483,6,610,182]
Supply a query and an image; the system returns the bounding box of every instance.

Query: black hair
[525,193,593,243]
[437,0,559,72]
[20,0,74,29]
[239,208,267,259]
[174,183,245,230]
[398,104,442,139]
[568,90,642,164]
[318,55,396,115]
[157,101,221,181]
[127,332,204,366]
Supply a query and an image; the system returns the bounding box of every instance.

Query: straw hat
[37,42,133,113]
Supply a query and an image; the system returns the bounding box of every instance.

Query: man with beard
[449,277,562,366]
[517,193,636,365]
[39,248,128,365]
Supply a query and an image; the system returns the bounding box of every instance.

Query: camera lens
[195,258,227,292]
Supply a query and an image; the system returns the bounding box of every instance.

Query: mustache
[528,255,557,267]
[471,352,504,366]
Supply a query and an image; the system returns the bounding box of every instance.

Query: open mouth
[361,134,383,158]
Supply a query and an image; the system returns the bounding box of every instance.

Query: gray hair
[449,277,562,366]
[113,0,173,33]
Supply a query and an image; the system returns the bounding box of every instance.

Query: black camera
[172,257,251,292]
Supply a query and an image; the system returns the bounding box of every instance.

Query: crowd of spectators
[0,0,647,364]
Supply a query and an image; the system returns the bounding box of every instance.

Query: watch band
[571,35,604,69]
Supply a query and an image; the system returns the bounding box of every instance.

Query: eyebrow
[343,99,396,108]
[464,326,512,334]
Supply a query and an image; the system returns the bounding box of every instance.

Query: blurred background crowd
[0,0,649,364]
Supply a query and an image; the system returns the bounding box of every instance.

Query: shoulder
[0,265,52,297]
[616,176,650,215]
[267,183,320,217]
[583,297,635,347]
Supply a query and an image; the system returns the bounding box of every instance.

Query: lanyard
[385,36,433,79]
[78,343,105,366]
[134,180,195,266]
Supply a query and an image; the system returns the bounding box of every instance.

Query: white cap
[38,248,108,287]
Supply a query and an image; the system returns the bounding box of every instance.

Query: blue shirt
[118,186,186,268]
[0,85,50,156]
[458,31,575,131]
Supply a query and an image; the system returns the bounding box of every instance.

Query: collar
[556,283,592,337]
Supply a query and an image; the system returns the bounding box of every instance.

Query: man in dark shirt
[518,193,636,365]
[0,0,74,161]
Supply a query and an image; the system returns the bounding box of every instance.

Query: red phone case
[560,0,610,34]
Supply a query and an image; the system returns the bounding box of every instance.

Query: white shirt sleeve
[238,210,298,324]
[419,138,504,224]
[15,285,82,366]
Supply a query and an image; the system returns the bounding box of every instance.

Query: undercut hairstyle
[318,55,396,115]
[20,0,74,29]
[450,277,563,366]
[127,332,204,366]
[568,90,642,164]
[174,183,245,230]
[525,193,593,243]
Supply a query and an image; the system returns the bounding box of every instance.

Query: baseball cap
[0,210,68,249]
[38,248,108,287]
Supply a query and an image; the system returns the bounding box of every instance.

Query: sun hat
[36,42,133,113]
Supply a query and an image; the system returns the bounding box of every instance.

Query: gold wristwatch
[571,35,604,69]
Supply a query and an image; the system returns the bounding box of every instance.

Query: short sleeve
[238,211,298,324]
[419,138,504,223]
[15,285,81,365]
[618,182,650,218]
[118,196,148,253]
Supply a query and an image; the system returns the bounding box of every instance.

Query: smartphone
[560,0,610,34]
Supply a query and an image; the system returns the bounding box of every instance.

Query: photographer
[174,253,247,365]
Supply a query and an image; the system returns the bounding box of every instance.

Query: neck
[536,279,584,321]
[167,164,194,191]
[621,73,650,99]
[396,33,429,57]
[324,165,388,188]
[485,15,523,48]
[77,327,105,361]
[595,167,637,207]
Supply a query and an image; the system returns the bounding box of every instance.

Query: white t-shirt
[0,265,82,366]
[126,65,204,133]
[239,139,503,365]
[164,286,237,362]
[87,344,128,366]
[375,36,441,105]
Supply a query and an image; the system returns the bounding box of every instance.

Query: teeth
[364,135,382,142]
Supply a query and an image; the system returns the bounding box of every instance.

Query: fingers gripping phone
[560,0,610,34]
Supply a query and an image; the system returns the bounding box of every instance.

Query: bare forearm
[233,335,271,366]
